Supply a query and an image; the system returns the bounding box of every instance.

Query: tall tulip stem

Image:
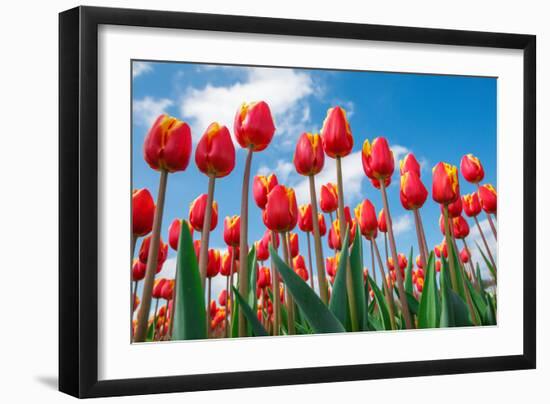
[308,175,328,303]
[413,209,428,269]
[134,169,168,342]
[199,175,216,289]
[335,157,359,332]
[371,239,397,330]
[306,232,315,291]
[442,206,459,291]
[131,234,137,260]
[474,216,497,274]
[379,182,413,329]
[282,232,296,335]
[369,239,377,284]
[228,246,236,336]
[238,148,254,337]
[461,238,478,288]
[207,277,212,338]
[271,231,280,336]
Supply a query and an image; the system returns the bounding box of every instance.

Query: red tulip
[362,137,395,181]
[298,204,313,232]
[193,240,201,260]
[209,300,218,318]
[255,239,270,262]
[355,199,378,239]
[387,253,408,272]
[233,101,275,151]
[195,122,236,178]
[441,196,463,218]
[160,279,174,300]
[206,249,221,278]
[416,277,424,293]
[262,185,298,233]
[369,177,391,190]
[288,232,299,258]
[138,236,168,272]
[133,295,140,312]
[320,106,354,158]
[478,184,497,214]
[293,255,309,281]
[132,188,155,237]
[223,215,241,247]
[257,266,272,289]
[143,114,192,173]
[434,239,448,259]
[326,255,339,277]
[293,132,325,175]
[432,162,460,205]
[463,192,482,217]
[252,174,278,209]
[459,248,470,263]
[416,255,423,269]
[220,249,237,276]
[378,209,387,233]
[318,213,327,237]
[399,153,421,177]
[218,289,228,306]
[452,215,470,239]
[189,194,218,232]
[328,219,356,250]
[132,259,146,281]
[400,171,428,210]
[460,154,485,184]
[320,183,339,214]
[168,219,193,251]
[435,260,441,273]
[152,278,167,299]
[262,229,280,248]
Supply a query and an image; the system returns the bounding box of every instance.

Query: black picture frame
[59,6,536,398]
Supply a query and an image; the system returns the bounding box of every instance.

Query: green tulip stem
[198,175,216,290]
[238,148,254,337]
[413,209,429,270]
[271,231,281,336]
[306,232,315,291]
[134,169,168,342]
[371,238,397,330]
[380,181,413,329]
[442,206,459,291]
[473,216,497,275]
[308,174,328,303]
[228,246,236,337]
[282,232,296,335]
[369,238,377,284]
[207,277,212,338]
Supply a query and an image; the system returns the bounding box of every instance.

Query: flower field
[130,99,497,342]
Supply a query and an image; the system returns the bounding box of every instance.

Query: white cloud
[257,159,295,184]
[180,67,315,144]
[157,257,176,279]
[133,96,174,128]
[392,214,413,236]
[132,62,153,78]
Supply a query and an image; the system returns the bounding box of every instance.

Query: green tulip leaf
[270,245,345,334]
[172,221,207,340]
[368,275,392,330]
[232,286,268,337]
[350,230,368,331]
[439,262,473,327]
[145,317,156,342]
[328,227,350,327]
[417,252,441,329]
[405,246,414,295]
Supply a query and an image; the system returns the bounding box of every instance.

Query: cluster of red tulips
[131,101,497,342]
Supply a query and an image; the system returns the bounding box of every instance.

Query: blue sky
[131,60,496,308]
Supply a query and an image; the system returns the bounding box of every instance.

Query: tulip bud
[132,259,146,281]
[355,199,378,239]
[478,184,497,214]
[262,185,298,233]
[161,279,174,300]
[378,209,387,233]
[252,174,278,209]
[257,266,272,289]
[320,106,354,158]
[255,239,270,262]
[416,277,424,293]
[459,248,470,263]
[193,240,201,260]
[234,101,276,151]
[218,289,228,306]
[326,255,339,277]
[189,194,218,232]
[328,219,356,250]
[318,213,327,237]
[168,219,193,251]
[452,215,470,239]
[298,204,313,232]
[400,171,428,210]
[416,255,423,269]
[223,215,241,247]
[152,278,167,299]
[320,183,339,213]
[399,153,421,177]
[460,154,485,184]
[294,133,325,176]
[463,192,482,217]
[432,162,460,205]
[293,255,309,282]
[220,249,237,276]
[435,260,441,273]
[206,249,221,278]
[209,300,218,318]
[288,232,299,258]
[132,188,155,237]
[143,114,192,173]
[441,196,463,218]
[138,236,168,272]
[195,122,236,178]
[362,137,395,181]
[387,253,408,271]
[262,229,280,248]
[133,295,140,312]
[434,239,448,259]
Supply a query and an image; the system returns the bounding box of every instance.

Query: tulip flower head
[218,289,228,306]
[320,183,339,213]
[293,255,309,281]
[355,199,378,240]
[441,196,463,218]
[152,278,167,299]
[378,209,388,233]
[255,239,270,262]
[138,236,168,272]
[318,213,327,237]
[328,219,356,250]
[252,174,278,209]
[233,101,276,151]
[460,154,485,184]
[143,114,192,173]
[362,137,395,181]
[320,106,354,158]
[257,266,272,289]
[399,153,422,177]
[223,215,241,247]
[478,184,497,214]
[463,192,482,217]
[432,162,460,205]
[294,132,325,176]
[452,215,470,239]
[460,247,470,263]
[132,188,155,237]
[206,249,221,278]
[189,194,218,232]
[326,255,339,278]
[168,218,193,251]
[132,259,146,281]
[298,204,313,232]
[160,279,174,300]
[220,249,237,276]
[387,253,408,272]
[416,255,423,269]
[262,185,298,233]
[195,122,236,178]
[400,171,428,210]
[288,232,299,258]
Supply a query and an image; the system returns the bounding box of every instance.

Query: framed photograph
[59,6,536,398]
